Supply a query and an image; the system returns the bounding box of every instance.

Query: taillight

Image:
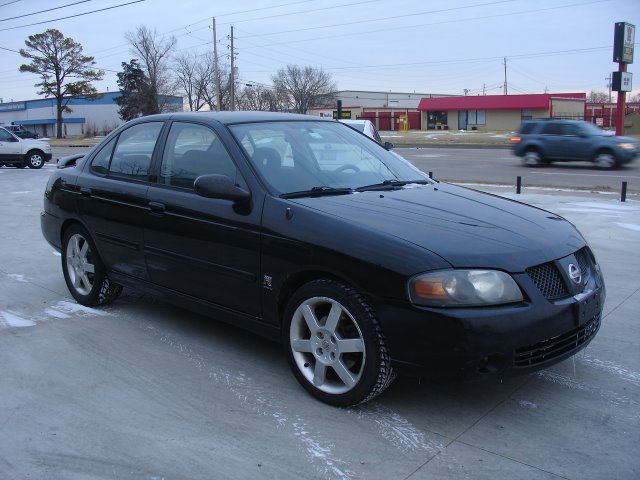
[511,136,521,143]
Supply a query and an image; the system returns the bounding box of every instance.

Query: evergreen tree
[115,60,158,121]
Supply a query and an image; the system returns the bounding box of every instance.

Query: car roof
[136,111,333,125]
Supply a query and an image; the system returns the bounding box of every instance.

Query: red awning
[417,93,585,111]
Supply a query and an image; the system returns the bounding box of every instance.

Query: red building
[417,93,586,131]
[584,102,640,128]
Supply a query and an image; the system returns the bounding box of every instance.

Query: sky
[1,0,639,104]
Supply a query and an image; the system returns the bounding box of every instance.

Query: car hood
[289,183,585,272]
[612,135,640,144]
[21,138,51,150]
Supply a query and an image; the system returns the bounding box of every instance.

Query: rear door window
[109,122,163,181]
[541,123,563,135]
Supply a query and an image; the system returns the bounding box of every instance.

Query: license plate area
[574,290,602,326]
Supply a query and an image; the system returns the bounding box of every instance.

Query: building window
[468,110,485,125]
[427,111,448,129]
[522,110,533,121]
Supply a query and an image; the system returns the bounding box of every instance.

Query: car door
[76,121,164,279]
[561,123,591,160]
[144,121,263,316]
[0,128,21,162]
[540,122,584,160]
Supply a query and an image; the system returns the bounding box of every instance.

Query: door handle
[148,201,166,214]
[80,187,92,196]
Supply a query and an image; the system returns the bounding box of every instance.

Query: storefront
[417,93,586,131]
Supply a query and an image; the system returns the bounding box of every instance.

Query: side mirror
[194,174,251,204]
[383,141,395,150]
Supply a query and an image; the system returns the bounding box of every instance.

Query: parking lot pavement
[1,167,639,480]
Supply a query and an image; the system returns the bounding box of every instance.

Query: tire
[284,279,395,407]
[62,224,122,307]
[522,148,546,167]
[26,150,45,169]
[593,151,616,169]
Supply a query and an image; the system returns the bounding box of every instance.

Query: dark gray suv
[511,119,639,169]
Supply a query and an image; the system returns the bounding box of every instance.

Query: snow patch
[50,300,111,317]
[8,274,28,283]
[561,201,640,213]
[536,371,638,412]
[579,355,640,387]
[349,404,442,454]
[0,310,36,328]
[615,222,640,232]
[44,308,72,320]
[144,325,356,480]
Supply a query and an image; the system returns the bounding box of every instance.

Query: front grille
[575,247,592,284]
[526,262,568,299]
[514,314,601,368]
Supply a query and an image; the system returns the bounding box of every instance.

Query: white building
[0,92,183,137]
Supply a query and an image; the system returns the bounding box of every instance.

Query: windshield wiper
[355,179,430,192]
[281,186,353,199]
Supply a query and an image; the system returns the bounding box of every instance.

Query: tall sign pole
[612,22,635,135]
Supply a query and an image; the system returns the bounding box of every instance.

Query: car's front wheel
[26,150,45,169]
[284,279,395,406]
[62,224,122,306]
[593,151,617,169]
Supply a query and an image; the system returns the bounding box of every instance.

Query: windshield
[229,120,429,195]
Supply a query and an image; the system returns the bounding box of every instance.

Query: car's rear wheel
[284,279,395,406]
[26,150,45,169]
[594,151,616,169]
[62,224,122,306]
[522,148,546,167]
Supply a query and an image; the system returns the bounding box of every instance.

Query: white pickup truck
[0,126,53,169]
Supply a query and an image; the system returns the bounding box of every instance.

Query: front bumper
[375,254,605,380]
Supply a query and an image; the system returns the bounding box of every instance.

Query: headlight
[617,143,636,150]
[408,269,523,307]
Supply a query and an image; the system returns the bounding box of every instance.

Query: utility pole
[212,17,221,111]
[229,25,235,111]
[503,57,508,95]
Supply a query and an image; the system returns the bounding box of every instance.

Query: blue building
[0,91,183,138]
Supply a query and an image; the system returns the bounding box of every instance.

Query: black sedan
[41,112,605,406]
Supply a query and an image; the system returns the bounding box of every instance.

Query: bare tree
[174,52,210,111]
[587,90,610,103]
[125,26,177,112]
[628,92,640,103]
[200,64,233,111]
[271,65,336,113]
[19,29,103,138]
[237,85,286,111]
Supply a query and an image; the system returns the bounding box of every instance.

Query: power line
[240,0,517,38]
[0,0,92,22]
[239,0,608,48]
[0,0,145,32]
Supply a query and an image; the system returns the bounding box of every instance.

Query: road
[1,165,639,479]
[396,147,640,193]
